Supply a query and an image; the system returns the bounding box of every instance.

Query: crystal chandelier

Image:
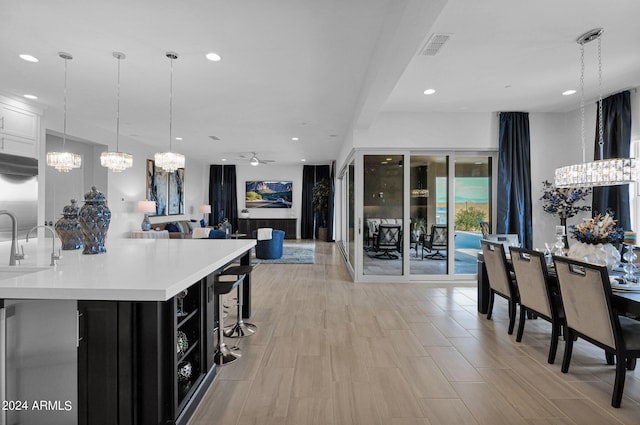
[101,52,133,172]
[555,29,639,188]
[154,52,185,173]
[47,52,82,172]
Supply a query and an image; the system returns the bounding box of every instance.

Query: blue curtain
[497,112,533,249]
[209,164,238,229]
[592,91,632,230]
[301,164,331,239]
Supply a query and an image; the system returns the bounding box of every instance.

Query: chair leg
[606,352,615,365]
[612,355,626,408]
[486,291,495,320]
[516,307,526,342]
[507,299,516,335]
[626,357,637,371]
[548,320,560,364]
[561,330,575,373]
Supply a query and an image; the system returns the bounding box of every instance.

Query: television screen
[245,181,293,208]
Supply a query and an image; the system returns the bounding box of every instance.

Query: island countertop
[0,238,256,301]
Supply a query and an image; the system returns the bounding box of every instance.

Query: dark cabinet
[78,277,217,425]
[238,218,296,239]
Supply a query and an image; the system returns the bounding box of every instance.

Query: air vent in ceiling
[419,33,452,56]
[208,135,220,141]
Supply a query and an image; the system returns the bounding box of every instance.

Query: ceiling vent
[419,33,452,56]
[208,135,220,141]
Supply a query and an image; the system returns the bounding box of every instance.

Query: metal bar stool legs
[214,275,244,366]
[221,265,257,338]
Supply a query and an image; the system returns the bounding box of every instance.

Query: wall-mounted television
[245,181,293,208]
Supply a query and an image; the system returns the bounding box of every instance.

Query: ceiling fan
[238,152,275,166]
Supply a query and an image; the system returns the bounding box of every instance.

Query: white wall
[234,163,303,238]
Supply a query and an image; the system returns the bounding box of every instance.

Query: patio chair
[422,224,447,259]
[373,224,401,259]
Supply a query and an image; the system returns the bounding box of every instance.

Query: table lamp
[137,200,156,231]
[199,204,211,227]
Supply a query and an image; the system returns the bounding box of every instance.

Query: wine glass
[176,289,188,317]
[544,242,554,266]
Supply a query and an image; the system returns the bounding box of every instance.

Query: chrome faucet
[26,225,61,266]
[0,210,25,266]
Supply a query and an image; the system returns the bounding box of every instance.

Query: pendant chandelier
[47,52,82,172]
[101,52,133,172]
[555,28,639,188]
[154,52,185,173]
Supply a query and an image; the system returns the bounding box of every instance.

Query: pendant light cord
[169,54,174,152]
[597,36,604,161]
[63,56,68,150]
[580,42,585,163]
[116,54,121,152]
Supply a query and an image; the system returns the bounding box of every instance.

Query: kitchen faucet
[0,210,25,266]
[26,225,61,266]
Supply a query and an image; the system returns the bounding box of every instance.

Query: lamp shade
[137,200,156,213]
[198,204,211,214]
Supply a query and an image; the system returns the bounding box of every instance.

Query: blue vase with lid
[79,186,111,255]
[54,199,83,250]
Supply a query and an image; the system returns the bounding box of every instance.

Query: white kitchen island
[0,238,256,425]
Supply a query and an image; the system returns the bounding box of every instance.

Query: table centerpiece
[567,211,624,268]
[540,180,591,248]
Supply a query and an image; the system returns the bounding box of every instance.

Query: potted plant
[240,208,250,219]
[312,178,330,241]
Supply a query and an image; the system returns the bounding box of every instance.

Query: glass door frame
[341,149,497,283]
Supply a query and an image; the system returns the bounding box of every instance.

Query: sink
[0,266,49,280]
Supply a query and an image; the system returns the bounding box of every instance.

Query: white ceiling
[1,0,639,166]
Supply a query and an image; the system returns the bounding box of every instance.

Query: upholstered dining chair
[481,240,519,335]
[373,224,401,259]
[510,246,565,364]
[422,224,447,259]
[553,255,640,408]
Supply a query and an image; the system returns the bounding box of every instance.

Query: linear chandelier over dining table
[554,28,639,188]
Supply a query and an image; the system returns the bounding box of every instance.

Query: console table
[238,218,296,239]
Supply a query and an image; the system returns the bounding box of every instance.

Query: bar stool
[214,273,245,365]
[220,265,256,338]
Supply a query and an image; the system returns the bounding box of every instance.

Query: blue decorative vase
[79,186,111,255]
[54,199,83,250]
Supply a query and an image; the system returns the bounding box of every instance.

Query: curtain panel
[301,164,331,239]
[208,164,238,230]
[497,112,533,249]
[592,90,632,230]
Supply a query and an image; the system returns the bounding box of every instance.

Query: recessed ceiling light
[562,89,577,96]
[221,158,227,162]
[381,161,388,165]
[423,88,436,95]
[386,158,392,161]
[474,161,483,165]
[205,52,222,62]
[175,137,183,140]
[19,54,39,62]
[291,137,299,141]
[301,159,306,162]
[23,94,38,100]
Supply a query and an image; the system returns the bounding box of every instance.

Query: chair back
[481,240,513,297]
[509,247,552,318]
[478,220,490,238]
[428,225,447,248]
[553,256,619,349]
[377,224,401,249]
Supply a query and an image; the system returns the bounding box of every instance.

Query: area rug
[253,242,315,264]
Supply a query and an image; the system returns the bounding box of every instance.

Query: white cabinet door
[0,103,38,141]
[1,135,37,157]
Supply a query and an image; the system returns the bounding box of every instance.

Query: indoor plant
[568,211,624,268]
[312,178,330,241]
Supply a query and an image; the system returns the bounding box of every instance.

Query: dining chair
[553,255,640,407]
[481,240,519,334]
[509,247,565,364]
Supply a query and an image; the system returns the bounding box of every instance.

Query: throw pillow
[209,229,226,239]
[165,222,179,233]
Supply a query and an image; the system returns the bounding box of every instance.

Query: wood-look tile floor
[189,241,640,425]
